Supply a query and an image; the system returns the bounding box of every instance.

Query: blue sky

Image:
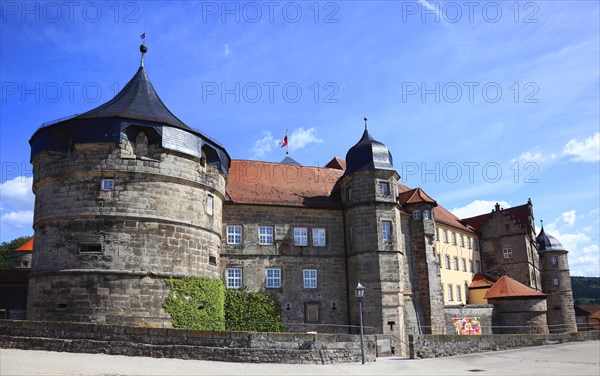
[1,1,598,276]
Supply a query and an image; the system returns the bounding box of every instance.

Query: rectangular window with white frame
[460,234,465,247]
[101,179,114,191]
[447,284,454,301]
[312,228,326,247]
[423,209,430,219]
[294,227,308,246]
[550,256,558,266]
[226,225,242,244]
[381,221,392,241]
[443,229,448,243]
[461,258,467,271]
[445,255,451,269]
[456,285,462,302]
[469,260,474,273]
[379,181,390,196]
[452,232,457,245]
[206,195,214,215]
[453,257,459,270]
[503,248,513,259]
[259,226,274,245]
[226,268,242,289]
[412,210,420,220]
[266,268,281,289]
[468,237,472,249]
[303,269,317,289]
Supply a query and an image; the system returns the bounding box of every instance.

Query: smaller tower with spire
[536,223,577,333]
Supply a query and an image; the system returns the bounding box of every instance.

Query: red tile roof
[589,309,600,320]
[398,187,437,206]
[14,238,34,251]
[325,157,346,171]
[462,203,532,231]
[484,275,546,299]
[226,160,344,208]
[469,273,496,289]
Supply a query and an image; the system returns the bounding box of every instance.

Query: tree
[0,236,32,270]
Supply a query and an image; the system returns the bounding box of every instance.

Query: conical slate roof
[536,227,567,253]
[344,127,394,176]
[75,66,191,130]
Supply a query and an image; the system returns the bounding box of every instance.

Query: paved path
[1,341,599,375]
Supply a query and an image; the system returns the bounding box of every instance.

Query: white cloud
[511,151,545,164]
[224,44,231,56]
[0,176,34,211]
[289,128,323,152]
[450,199,511,219]
[0,210,34,230]
[563,132,600,162]
[549,210,577,229]
[250,131,281,159]
[543,211,598,277]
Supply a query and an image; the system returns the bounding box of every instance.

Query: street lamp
[355,282,366,364]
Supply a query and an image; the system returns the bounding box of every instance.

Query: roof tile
[484,275,546,299]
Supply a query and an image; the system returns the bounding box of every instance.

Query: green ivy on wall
[163,277,226,330]
[163,277,283,333]
[225,288,283,332]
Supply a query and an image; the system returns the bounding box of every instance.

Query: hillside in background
[571,276,600,305]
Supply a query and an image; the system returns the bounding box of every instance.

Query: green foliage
[0,236,32,270]
[571,276,600,305]
[163,277,226,330]
[224,288,283,332]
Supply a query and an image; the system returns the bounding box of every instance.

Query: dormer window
[423,210,431,219]
[378,182,390,196]
[412,210,420,220]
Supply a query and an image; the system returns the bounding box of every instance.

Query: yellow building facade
[435,223,481,305]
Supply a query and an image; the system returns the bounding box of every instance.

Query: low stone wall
[0,320,376,364]
[409,331,600,359]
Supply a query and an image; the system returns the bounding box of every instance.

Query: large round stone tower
[27,45,229,325]
[536,226,577,333]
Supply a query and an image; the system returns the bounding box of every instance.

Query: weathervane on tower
[140,31,147,67]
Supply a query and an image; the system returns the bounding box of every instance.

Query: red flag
[281,135,288,148]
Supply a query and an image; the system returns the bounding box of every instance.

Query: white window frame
[445,255,451,269]
[553,278,560,286]
[294,227,308,246]
[226,268,242,289]
[312,228,326,247]
[100,179,114,191]
[460,234,465,247]
[412,210,420,220]
[461,258,467,272]
[206,194,214,215]
[381,221,392,241]
[303,269,317,289]
[468,237,472,249]
[447,284,454,301]
[456,285,462,302]
[379,181,390,196]
[226,225,242,245]
[503,248,513,259]
[443,229,448,243]
[423,209,431,219]
[469,260,474,273]
[452,232,457,245]
[266,268,281,289]
[550,256,558,266]
[259,226,274,245]
[453,257,459,270]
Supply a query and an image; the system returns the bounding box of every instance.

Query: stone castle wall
[28,140,226,324]
[221,204,349,333]
[539,251,577,332]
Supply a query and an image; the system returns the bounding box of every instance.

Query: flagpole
[285,129,289,155]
